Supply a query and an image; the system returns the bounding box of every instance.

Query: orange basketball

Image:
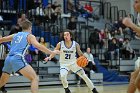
[77,56,88,67]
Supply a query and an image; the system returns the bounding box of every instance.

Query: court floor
[5,84,139,93]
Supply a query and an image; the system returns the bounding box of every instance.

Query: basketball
[77,56,88,67]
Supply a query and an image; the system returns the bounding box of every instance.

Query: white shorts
[60,63,83,76]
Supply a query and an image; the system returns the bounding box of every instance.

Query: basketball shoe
[64,88,71,93]
[92,88,99,93]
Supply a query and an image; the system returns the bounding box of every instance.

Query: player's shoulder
[74,41,79,46]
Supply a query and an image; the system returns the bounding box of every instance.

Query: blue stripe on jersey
[60,68,69,72]
[64,41,73,49]
[8,32,30,56]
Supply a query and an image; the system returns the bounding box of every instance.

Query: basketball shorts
[60,63,84,75]
[2,55,28,74]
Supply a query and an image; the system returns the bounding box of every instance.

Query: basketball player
[0,20,60,93]
[45,30,98,93]
[123,0,140,93]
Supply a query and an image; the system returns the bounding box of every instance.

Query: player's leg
[0,73,10,89]
[19,65,39,93]
[70,63,98,93]
[127,69,139,93]
[135,69,140,92]
[0,60,7,92]
[60,66,71,93]
[0,56,12,90]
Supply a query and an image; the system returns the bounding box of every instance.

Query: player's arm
[28,34,53,55]
[49,42,61,59]
[129,23,140,36]
[0,34,14,43]
[76,43,83,57]
[44,42,60,62]
[123,17,140,36]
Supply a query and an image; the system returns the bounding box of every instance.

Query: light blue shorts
[2,55,28,74]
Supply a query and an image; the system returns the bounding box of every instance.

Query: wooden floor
[5,84,139,93]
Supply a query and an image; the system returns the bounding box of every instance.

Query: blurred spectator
[121,38,135,59]
[99,29,106,49]
[9,13,27,35]
[88,29,99,54]
[25,50,32,65]
[36,3,45,16]
[112,21,119,31]
[84,3,93,14]
[53,4,62,22]
[9,24,22,35]
[108,38,119,60]
[17,13,27,26]
[38,37,58,63]
[28,44,38,60]
[44,3,56,23]
[54,4,62,16]
[38,37,47,60]
[76,3,85,14]
[68,16,77,30]
[51,1,58,10]
[104,28,112,48]
[84,48,97,73]
[35,3,45,25]
[67,0,75,13]
[67,16,77,39]
[80,47,97,84]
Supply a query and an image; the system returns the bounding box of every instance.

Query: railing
[118,10,127,18]
[103,2,111,20]
[110,6,118,22]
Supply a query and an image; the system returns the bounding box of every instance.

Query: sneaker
[77,80,80,85]
[90,70,95,73]
[14,73,19,76]
[10,74,13,76]
[2,90,7,93]
[92,88,98,93]
[0,88,7,93]
[64,88,71,93]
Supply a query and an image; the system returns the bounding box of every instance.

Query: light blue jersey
[3,32,30,74]
[9,32,30,56]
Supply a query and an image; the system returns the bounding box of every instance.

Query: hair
[21,20,32,30]
[39,37,45,43]
[61,29,74,41]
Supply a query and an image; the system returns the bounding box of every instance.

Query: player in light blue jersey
[45,30,98,93]
[0,20,60,93]
[123,0,140,93]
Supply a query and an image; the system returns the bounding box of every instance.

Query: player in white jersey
[123,0,140,93]
[45,30,98,93]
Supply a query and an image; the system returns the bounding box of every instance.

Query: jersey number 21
[65,54,71,59]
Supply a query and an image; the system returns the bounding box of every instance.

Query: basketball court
[5,84,139,93]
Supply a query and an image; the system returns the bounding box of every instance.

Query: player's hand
[122,17,133,27]
[43,57,51,64]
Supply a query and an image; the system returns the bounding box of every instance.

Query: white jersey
[135,13,140,39]
[59,41,77,66]
[135,13,140,69]
[137,13,140,26]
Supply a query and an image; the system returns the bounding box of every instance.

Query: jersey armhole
[60,41,62,50]
[27,34,31,44]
